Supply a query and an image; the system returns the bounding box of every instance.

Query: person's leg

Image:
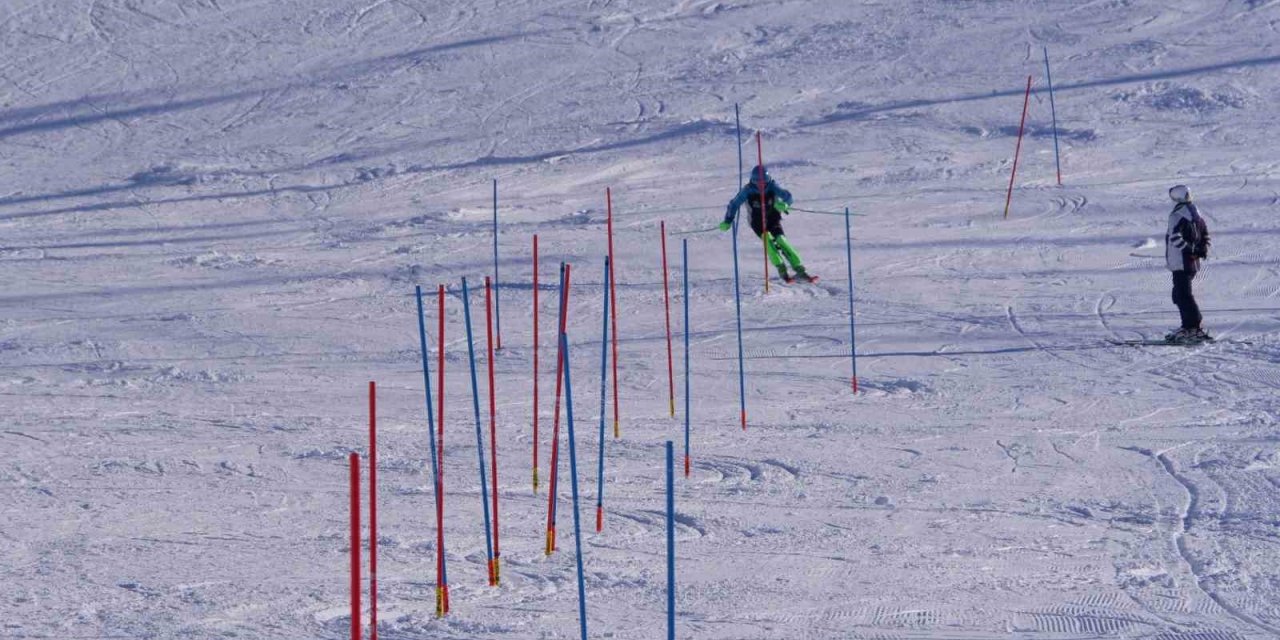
[761,233,783,267]
[1172,271,1197,329]
[1185,271,1202,329]
[746,210,782,266]
[765,211,798,278]
[773,235,804,271]
[748,208,764,238]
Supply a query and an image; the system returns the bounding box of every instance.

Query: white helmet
[1169,185,1191,203]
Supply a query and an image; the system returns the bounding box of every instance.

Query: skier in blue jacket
[719,166,815,283]
[1164,184,1212,343]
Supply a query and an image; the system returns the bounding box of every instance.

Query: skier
[1164,184,1212,343]
[719,165,816,283]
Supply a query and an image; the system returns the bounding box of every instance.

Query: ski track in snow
[2,0,1280,638]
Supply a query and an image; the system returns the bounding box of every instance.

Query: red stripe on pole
[484,276,500,586]
[756,132,769,293]
[1004,75,1032,220]
[349,452,361,640]
[660,221,674,418]
[532,235,539,494]
[368,381,377,640]
[436,285,449,615]
[547,264,571,555]
[606,189,621,438]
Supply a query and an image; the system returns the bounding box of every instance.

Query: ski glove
[776,200,791,214]
[718,221,732,231]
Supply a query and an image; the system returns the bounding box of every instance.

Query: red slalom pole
[436,285,450,615]
[532,235,540,494]
[484,276,500,586]
[367,382,378,639]
[1004,75,1032,220]
[547,263,572,555]
[661,221,675,418]
[756,132,769,294]
[349,452,361,640]
[606,189,621,438]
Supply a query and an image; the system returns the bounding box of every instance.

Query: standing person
[1164,184,1211,343]
[719,166,817,283]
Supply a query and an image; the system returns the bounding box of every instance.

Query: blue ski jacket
[724,179,793,225]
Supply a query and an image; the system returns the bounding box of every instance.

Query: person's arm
[722,186,749,226]
[775,184,794,206]
[1171,217,1197,257]
[1190,205,1210,258]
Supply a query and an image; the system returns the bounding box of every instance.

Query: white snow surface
[3,1,1280,638]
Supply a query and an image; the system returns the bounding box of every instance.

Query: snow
[2,0,1280,638]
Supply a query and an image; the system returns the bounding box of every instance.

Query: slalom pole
[493,179,502,350]
[461,277,496,585]
[1044,47,1063,186]
[844,209,859,394]
[735,103,743,183]
[682,239,691,477]
[732,106,747,430]
[532,235,539,493]
[666,440,675,640]
[756,132,769,292]
[349,452,361,640]
[484,276,500,585]
[368,381,378,640]
[595,256,611,532]
[436,285,450,615]
[546,263,571,555]
[416,286,447,615]
[1004,75,1032,219]
[561,332,589,640]
[606,189,621,438]
[661,221,675,418]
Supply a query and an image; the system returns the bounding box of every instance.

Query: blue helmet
[750,165,771,184]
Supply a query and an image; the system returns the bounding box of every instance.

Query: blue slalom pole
[666,440,675,640]
[682,240,690,476]
[461,277,496,583]
[493,179,503,348]
[735,103,744,184]
[561,332,589,640]
[549,263,567,540]
[1043,47,1063,186]
[731,104,747,430]
[595,257,611,532]
[414,286,448,588]
[844,208,859,394]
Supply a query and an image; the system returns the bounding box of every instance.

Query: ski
[1107,338,1250,347]
[781,275,819,285]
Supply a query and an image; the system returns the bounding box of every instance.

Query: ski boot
[776,264,794,284]
[792,266,819,284]
[1166,327,1211,344]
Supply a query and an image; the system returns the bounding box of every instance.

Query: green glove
[718,221,732,231]
[776,201,791,214]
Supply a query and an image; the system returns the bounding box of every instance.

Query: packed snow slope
[4,1,1280,638]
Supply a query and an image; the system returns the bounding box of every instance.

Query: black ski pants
[1172,271,1201,330]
